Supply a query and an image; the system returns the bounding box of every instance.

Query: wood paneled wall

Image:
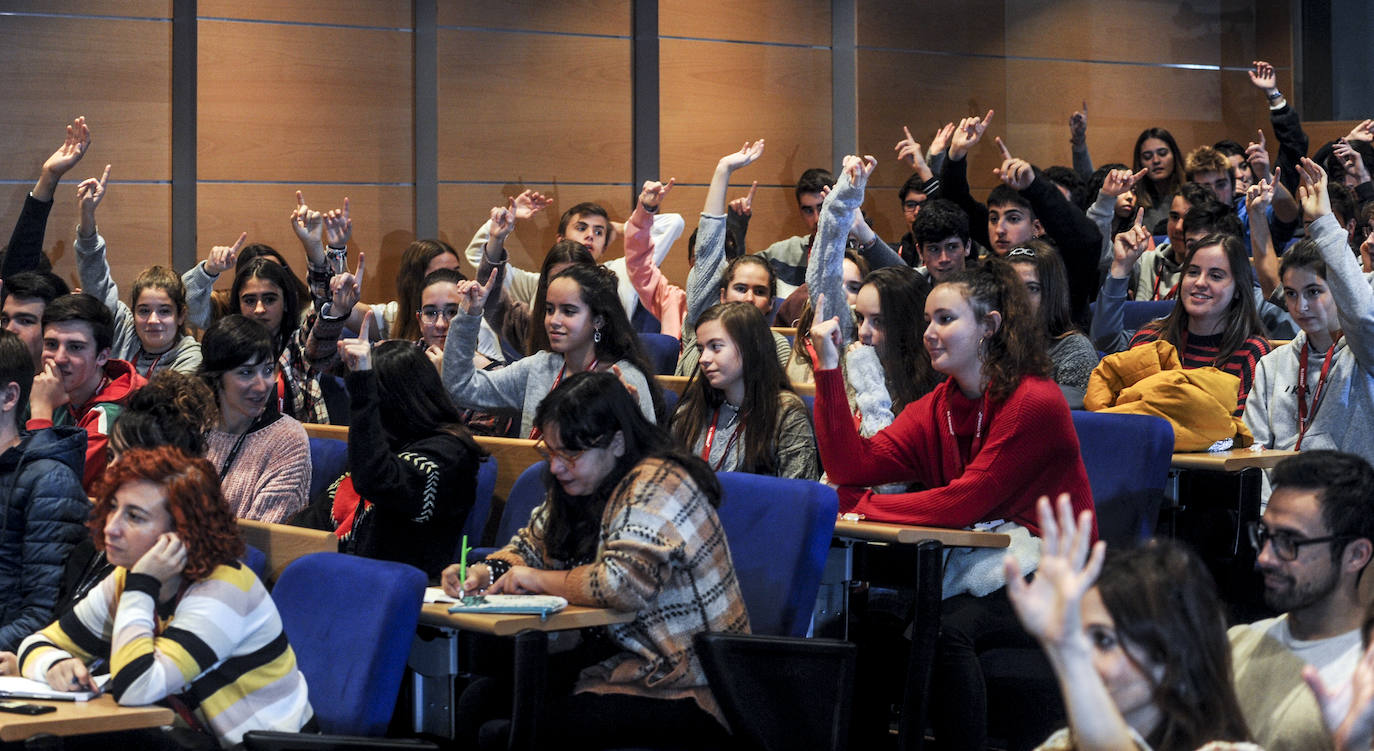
[0,1,1349,309]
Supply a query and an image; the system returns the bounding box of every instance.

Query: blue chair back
[631,300,662,334]
[241,544,267,582]
[638,333,680,375]
[1120,300,1176,331]
[662,386,680,417]
[493,461,548,549]
[271,553,425,736]
[1071,411,1174,544]
[462,455,500,544]
[308,437,348,500]
[714,473,838,636]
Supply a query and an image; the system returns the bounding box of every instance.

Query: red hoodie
[28,359,146,491]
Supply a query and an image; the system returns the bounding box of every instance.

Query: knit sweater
[813,368,1094,535]
[74,231,203,375]
[1246,213,1374,473]
[675,391,819,480]
[1049,332,1098,392]
[206,413,312,523]
[19,564,314,747]
[442,311,655,437]
[487,457,750,727]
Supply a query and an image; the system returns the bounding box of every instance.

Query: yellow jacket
[1085,340,1253,451]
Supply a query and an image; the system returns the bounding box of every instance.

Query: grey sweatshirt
[74,231,202,375]
[686,392,819,480]
[441,311,654,437]
[1245,213,1374,489]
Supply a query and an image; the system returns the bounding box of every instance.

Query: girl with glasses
[441,371,746,749]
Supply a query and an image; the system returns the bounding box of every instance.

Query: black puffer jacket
[0,426,90,650]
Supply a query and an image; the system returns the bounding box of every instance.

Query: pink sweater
[206,414,312,523]
[624,206,687,339]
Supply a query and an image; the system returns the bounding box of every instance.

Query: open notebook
[0,674,110,702]
[423,587,567,620]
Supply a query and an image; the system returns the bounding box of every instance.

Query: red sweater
[814,368,1095,537]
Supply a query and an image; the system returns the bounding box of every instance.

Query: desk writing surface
[419,603,635,636]
[833,520,1010,548]
[0,695,173,741]
[1170,448,1298,472]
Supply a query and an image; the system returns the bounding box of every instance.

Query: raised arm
[940,110,995,249]
[1250,60,1308,195]
[895,126,935,184]
[625,179,687,338]
[305,253,366,366]
[808,155,875,344]
[1247,174,1281,299]
[441,271,530,412]
[465,190,551,306]
[1298,158,1374,375]
[1247,129,1299,224]
[1090,210,1150,353]
[184,233,246,330]
[6,117,91,277]
[72,165,124,312]
[685,140,765,328]
[1069,101,1093,180]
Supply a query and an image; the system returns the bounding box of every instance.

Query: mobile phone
[0,701,55,715]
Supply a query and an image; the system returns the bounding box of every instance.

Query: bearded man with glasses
[1228,450,1374,751]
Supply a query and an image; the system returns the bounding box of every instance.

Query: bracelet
[643,204,659,214]
[327,244,346,251]
[1267,90,1283,101]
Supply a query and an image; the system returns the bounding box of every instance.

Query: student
[18,446,315,747]
[198,315,311,524]
[675,140,791,375]
[1093,220,1272,414]
[1128,183,1219,302]
[443,263,660,437]
[1085,164,1145,268]
[622,178,689,338]
[1132,127,1186,235]
[809,260,1093,751]
[186,236,313,333]
[1,271,70,374]
[27,293,146,490]
[0,330,88,652]
[479,240,596,360]
[1247,159,1374,487]
[442,371,748,750]
[295,327,484,579]
[1005,242,1098,400]
[1230,451,1374,751]
[854,266,940,418]
[911,198,975,285]
[72,165,201,376]
[670,302,818,479]
[1008,497,1257,751]
[755,167,835,297]
[2,116,90,277]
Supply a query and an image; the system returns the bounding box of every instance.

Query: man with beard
[1228,450,1374,751]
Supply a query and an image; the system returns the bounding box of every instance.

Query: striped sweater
[18,563,313,747]
[1129,328,1271,414]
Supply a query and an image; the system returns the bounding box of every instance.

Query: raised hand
[1305,639,1374,751]
[75,164,111,236]
[1246,171,1276,216]
[638,178,676,212]
[1100,167,1148,198]
[328,252,365,316]
[895,126,928,171]
[1248,60,1278,95]
[1334,140,1372,185]
[457,264,499,315]
[928,121,956,158]
[1246,129,1272,178]
[323,197,351,248]
[719,139,766,172]
[1069,101,1088,146]
[728,181,758,216]
[1109,208,1150,279]
[1005,494,1105,650]
[489,198,517,242]
[42,116,91,181]
[337,309,374,371]
[806,294,843,371]
[947,109,995,161]
[842,154,879,191]
[1345,119,1374,144]
[512,189,554,221]
[205,232,248,276]
[290,190,325,249]
[1297,157,1331,221]
[992,138,1034,190]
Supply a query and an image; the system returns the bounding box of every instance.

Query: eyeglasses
[1007,247,1037,258]
[533,438,587,466]
[418,306,461,324]
[1246,521,1350,561]
[903,199,926,212]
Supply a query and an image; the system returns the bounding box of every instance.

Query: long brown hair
[1140,233,1268,367]
[940,260,1051,401]
[862,266,939,414]
[526,241,596,355]
[392,239,461,341]
[670,302,800,474]
[1006,240,1078,340]
[1131,127,1185,213]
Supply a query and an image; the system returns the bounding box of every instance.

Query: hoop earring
[593,328,602,344]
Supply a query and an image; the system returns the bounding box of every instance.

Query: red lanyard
[276,372,286,413]
[1296,335,1342,450]
[1151,256,1179,301]
[946,390,989,470]
[700,407,741,471]
[529,357,598,440]
[137,347,167,378]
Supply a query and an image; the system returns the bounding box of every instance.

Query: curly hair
[110,370,219,457]
[90,446,245,582]
[939,260,1051,400]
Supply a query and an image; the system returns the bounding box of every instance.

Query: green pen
[458,535,470,595]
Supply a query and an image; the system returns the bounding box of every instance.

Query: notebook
[0,674,110,702]
[446,594,568,620]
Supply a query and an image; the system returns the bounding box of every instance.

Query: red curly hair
[89,446,245,581]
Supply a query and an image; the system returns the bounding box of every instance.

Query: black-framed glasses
[418,306,461,324]
[1246,521,1351,561]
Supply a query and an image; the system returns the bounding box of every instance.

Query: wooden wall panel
[0,183,172,300]
[660,39,831,185]
[650,185,811,287]
[436,30,631,184]
[197,20,413,183]
[194,185,414,302]
[197,0,412,27]
[0,2,170,17]
[660,0,830,46]
[857,0,1006,56]
[438,185,635,280]
[438,1,631,34]
[0,16,171,180]
[1004,0,1224,64]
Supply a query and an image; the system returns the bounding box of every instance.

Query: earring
[594,328,602,343]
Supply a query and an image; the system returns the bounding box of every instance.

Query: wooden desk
[834,520,1009,548]
[236,519,336,585]
[418,603,634,636]
[0,695,172,742]
[657,373,814,398]
[1171,447,1299,472]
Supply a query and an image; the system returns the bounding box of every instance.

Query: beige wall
[0,1,1341,309]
